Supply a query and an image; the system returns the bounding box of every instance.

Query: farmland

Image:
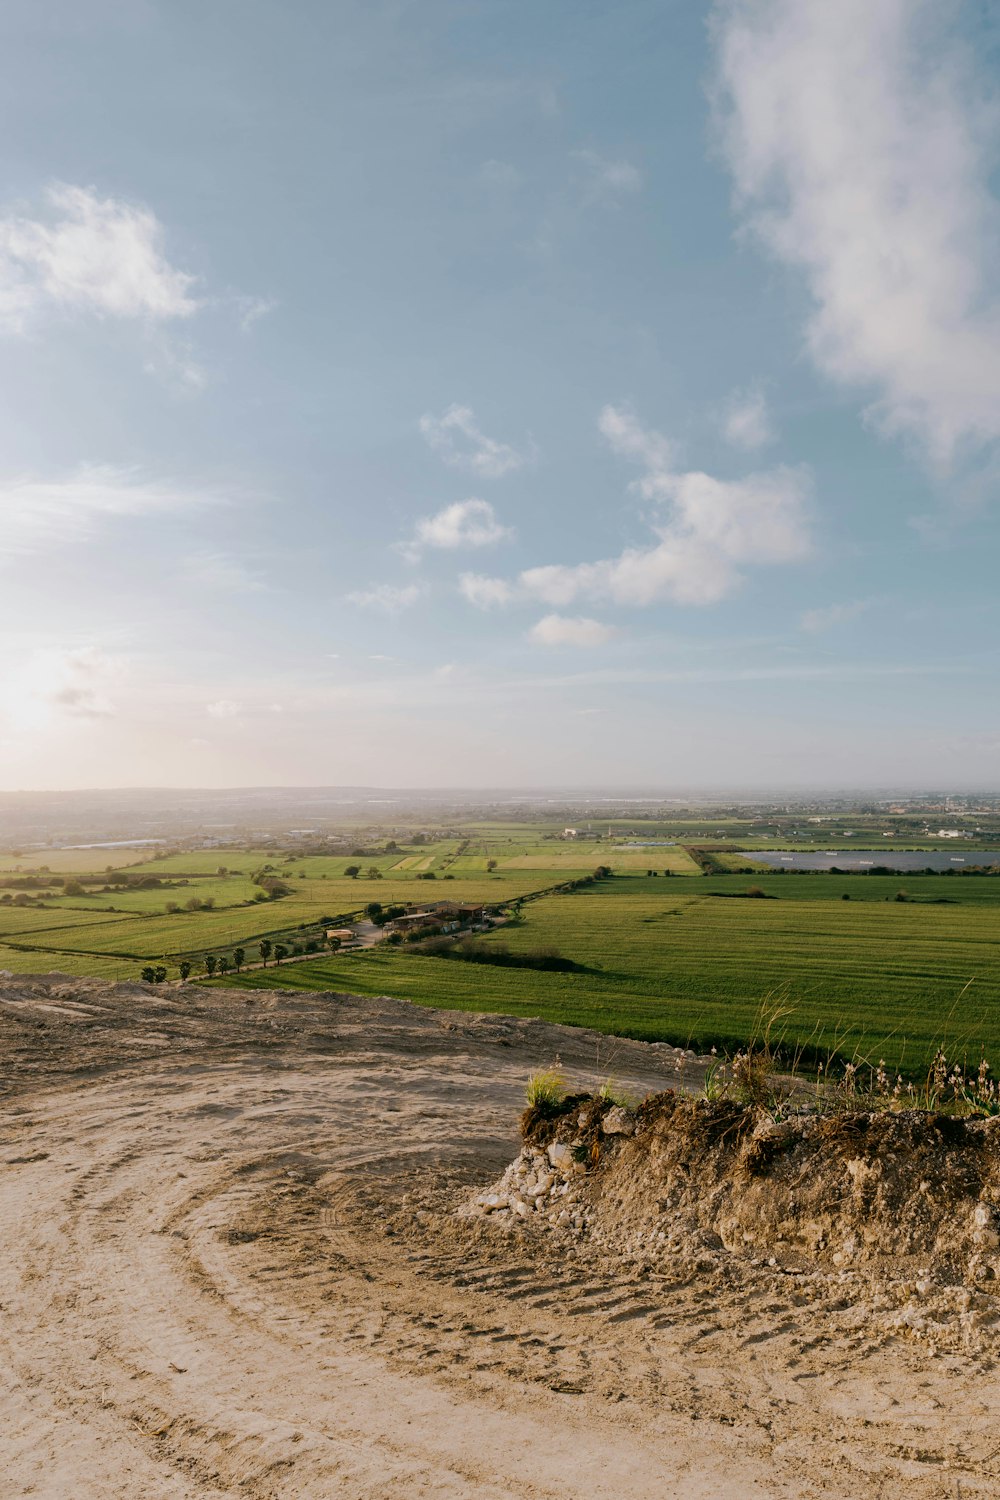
[216,872,1000,1074]
[6,814,1000,1070]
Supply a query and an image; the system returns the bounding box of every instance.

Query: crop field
[9,823,1000,1072]
[217,874,1000,1073]
[0,906,137,938]
[0,858,565,969]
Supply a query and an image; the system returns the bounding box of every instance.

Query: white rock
[601,1106,635,1136]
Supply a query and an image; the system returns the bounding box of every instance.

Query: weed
[597,1077,636,1109]
[525,1067,567,1111]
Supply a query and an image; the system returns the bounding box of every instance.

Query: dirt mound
[469,1092,1000,1291]
[8,974,1000,1497]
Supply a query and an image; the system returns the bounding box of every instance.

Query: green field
[8,825,1000,1074]
[215,875,1000,1073]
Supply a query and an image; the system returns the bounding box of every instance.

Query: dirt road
[0,975,997,1498]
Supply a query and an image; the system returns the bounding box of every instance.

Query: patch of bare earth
[0,975,998,1497]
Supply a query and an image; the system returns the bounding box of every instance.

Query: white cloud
[597,404,676,472]
[233,294,277,332]
[572,149,643,198]
[403,498,511,560]
[517,406,811,607]
[0,183,197,332]
[206,699,240,719]
[181,552,265,591]
[458,572,514,609]
[800,598,871,632]
[723,384,774,450]
[0,463,223,559]
[529,614,616,647]
[419,404,527,479]
[346,583,422,612]
[713,0,1000,462]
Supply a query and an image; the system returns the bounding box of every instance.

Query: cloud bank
[713,0,1000,463]
[463,406,811,611]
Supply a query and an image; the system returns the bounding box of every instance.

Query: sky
[2,0,1000,791]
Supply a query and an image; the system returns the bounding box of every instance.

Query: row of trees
[140,938,293,984]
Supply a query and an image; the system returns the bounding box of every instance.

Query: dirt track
[1,975,998,1499]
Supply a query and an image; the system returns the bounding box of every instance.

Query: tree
[365,901,384,921]
[153,965,167,983]
[205,954,217,977]
[165,901,180,913]
[64,880,85,897]
[141,965,157,983]
[366,866,382,880]
[179,961,191,980]
[344,865,360,879]
[185,896,203,912]
[217,955,230,975]
[326,936,340,953]
[259,939,272,966]
[274,944,288,962]
[486,859,497,872]
[233,946,245,972]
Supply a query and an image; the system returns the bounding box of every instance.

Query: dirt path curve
[0,976,997,1498]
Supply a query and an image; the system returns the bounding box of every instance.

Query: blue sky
[1,0,999,790]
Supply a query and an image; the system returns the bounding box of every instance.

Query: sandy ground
[1,975,998,1499]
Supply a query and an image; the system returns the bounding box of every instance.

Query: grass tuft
[525,1067,567,1111]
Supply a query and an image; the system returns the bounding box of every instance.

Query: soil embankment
[1,974,999,1498]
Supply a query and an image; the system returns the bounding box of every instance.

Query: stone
[601,1106,635,1136]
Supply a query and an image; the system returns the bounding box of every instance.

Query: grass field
[215,874,1000,1073]
[9,827,1000,1074]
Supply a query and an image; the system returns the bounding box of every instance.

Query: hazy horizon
[3,2,999,790]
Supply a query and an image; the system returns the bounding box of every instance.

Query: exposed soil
[2,974,999,1498]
